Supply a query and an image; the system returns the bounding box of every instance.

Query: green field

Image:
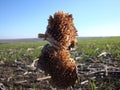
[0,37,120,90]
[0,37,120,62]
[77,37,120,62]
[0,41,47,62]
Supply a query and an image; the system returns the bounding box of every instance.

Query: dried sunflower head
[45,11,78,50]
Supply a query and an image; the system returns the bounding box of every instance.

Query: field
[0,37,120,90]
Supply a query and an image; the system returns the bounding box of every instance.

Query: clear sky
[0,0,120,39]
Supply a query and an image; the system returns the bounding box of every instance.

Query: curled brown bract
[45,11,77,50]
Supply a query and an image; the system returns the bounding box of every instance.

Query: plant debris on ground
[0,37,120,90]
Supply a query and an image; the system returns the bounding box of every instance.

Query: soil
[0,54,120,90]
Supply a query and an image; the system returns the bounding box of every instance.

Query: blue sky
[0,0,120,39]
